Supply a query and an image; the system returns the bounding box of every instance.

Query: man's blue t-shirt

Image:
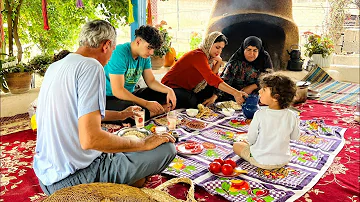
[104,42,151,95]
[33,53,105,185]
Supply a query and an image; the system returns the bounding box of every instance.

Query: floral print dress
[214,51,272,100]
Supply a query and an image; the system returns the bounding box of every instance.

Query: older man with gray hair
[33,19,176,195]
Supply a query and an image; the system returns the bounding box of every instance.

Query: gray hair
[79,20,117,48]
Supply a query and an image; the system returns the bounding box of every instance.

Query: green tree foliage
[94,0,129,26]
[3,0,129,61]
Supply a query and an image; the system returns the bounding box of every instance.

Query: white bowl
[186,109,199,117]
[222,108,235,116]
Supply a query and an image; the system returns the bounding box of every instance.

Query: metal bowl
[115,127,151,137]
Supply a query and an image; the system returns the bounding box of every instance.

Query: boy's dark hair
[214,35,228,45]
[259,73,296,109]
[135,25,163,49]
[52,50,71,63]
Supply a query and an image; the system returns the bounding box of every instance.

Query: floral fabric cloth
[0,100,358,202]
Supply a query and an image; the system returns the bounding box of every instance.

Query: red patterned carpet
[1,100,359,201]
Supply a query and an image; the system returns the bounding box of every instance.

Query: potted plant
[304,34,334,68]
[28,54,52,76]
[1,57,35,94]
[151,20,173,69]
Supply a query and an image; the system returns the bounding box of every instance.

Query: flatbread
[217,101,241,110]
[154,117,181,126]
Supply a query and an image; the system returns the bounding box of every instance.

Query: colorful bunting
[41,0,49,30]
[128,0,134,24]
[76,0,84,8]
[147,0,152,25]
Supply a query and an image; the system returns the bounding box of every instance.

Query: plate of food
[153,116,183,126]
[184,119,207,130]
[176,141,204,154]
[116,128,151,139]
[196,104,218,119]
[215,101,242,110]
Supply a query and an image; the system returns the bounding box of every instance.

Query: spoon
[221,103,230,111]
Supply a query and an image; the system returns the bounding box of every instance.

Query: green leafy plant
[304,34,334,58]
[4,0,129,62]
[153,20,172,58]
[0,58,34,93]
[28,54,53,76]
[1,62,34,74]
[190,31,202,50]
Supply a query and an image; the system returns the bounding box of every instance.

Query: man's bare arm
[110,74,148,107]
[78,110,174,153]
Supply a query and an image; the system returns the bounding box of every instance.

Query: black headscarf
[227,36,271,72]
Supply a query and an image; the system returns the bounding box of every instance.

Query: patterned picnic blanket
[302,66,359,106]
[149,106,346,201]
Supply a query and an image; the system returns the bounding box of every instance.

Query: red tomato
[185,143,195,150]
[224,159,237,168]
[191,144,202,153]
[221,164,234,175]
[209,162,222,173]
[213,158,224,165]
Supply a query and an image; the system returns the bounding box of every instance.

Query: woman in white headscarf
[161,32,247,109]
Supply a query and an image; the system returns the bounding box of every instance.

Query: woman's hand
[233,91,248,105]
[202,94,218,107]
[212,56,223,63]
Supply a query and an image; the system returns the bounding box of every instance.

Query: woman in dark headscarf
[203,36,273,106]
[161,32,248,109]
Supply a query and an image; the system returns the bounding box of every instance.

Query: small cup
[171,131,180,143]
[222,108,235,116]
[135,110,145,128]
[167,111,177,130]
[186,108,199,117]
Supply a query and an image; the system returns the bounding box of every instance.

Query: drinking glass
[135,110,145,128]
[167,111,177,130]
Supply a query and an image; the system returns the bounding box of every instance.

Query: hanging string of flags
[41,0,49,30]
[76,0,84,8]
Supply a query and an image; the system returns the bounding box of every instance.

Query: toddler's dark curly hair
[259,73,297,109]
[135,25,163,50]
